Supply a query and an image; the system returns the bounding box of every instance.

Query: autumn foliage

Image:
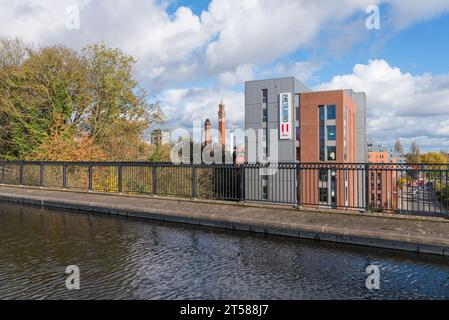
[0,38,164,161]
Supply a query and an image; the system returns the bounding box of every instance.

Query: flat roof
[244,76,297,83]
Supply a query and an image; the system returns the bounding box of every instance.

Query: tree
[0,38,164,161]
[406,141,421,163]
[0,44,91,159]
[27,115,106,161]
[0,38,33,157]
[148,144,172,162]
[81,44,163,144]
[410,141,420,155]
[420,152,448,164]
[394,138,404,154]
[0,37,32,68]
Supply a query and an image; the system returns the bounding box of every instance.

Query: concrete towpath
[1,185,449,256]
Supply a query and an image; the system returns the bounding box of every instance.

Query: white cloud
[318,59,449,151]
[204,0,379,72]
[218,64,255,87]
[387,0,449,30]
[1,0,449,151]
[259,61,321,83]
[0,0,213,90]
[160,87,244,134]
[1,0,448,91]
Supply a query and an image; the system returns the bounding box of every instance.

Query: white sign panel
[279,92,292,140]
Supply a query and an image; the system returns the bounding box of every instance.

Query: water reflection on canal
[0,201,448,299]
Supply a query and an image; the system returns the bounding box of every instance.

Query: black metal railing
[0,161,448,218]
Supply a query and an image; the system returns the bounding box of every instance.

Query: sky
[1,0,449,152]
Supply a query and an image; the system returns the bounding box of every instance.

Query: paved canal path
[1,201,449,299]
[1,186,449,255]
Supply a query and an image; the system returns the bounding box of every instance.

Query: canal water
[0,201,449,300]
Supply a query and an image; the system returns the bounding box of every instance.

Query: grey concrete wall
[344,90,367,163]
[244,166,297,204]
[344,90,367,208]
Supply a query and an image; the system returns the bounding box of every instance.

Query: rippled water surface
[1,201,449,299]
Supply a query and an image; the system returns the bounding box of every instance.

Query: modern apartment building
[245,77,312,163]
[244,77,311,202]
[244,77,367,207]
[299,90,366,208]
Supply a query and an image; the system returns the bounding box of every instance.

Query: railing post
[63,162,67,189]
[192,165,197,199]
[39,162,45,188]
[88,163,93,192]
[1,162,5,184]
[118,164,123,193]
[152,164,158,196]
[296,162,301,208]
[365,163,370,212]
[239,165,245,203]
[19,161,24,186]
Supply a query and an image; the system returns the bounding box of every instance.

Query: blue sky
[1,0,449,151]
[169,0,449,81]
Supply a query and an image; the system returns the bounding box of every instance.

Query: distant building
[390,152,407,164]
[235,146,245,164]
[151,129,170,146]
[367,142,390,163]
[218,100,226,149]
[203,100,233,156]
[367,141,399,211]
[203,119,212,147]
[367,141,406,164]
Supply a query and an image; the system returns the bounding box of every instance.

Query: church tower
[204,119,212,146]
[218,99,226,149]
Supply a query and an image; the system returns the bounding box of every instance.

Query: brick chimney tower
[204,119,212,146]
[218,99,226,149]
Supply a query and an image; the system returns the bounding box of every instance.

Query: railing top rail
[0,160,448,168]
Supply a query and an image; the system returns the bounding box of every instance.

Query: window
[262,175,268,200]
[319,169,328,182]
[344,107,347,161]
[262,89,268,103]
[327,105,336,120]
[330,170,337,207]
[319,105,325,161]
[344,171,349,206]
[327,125,336,140]
[331,170,337,184]
[296,106,300,121]
[296,147,300,161]
[327,146,336,161]
[319,124,325,141]
[296,127,300,141]
[262,89,268,122]
[319,188,328,203]
[320,146,325,161]
[319,105,325,121]
[261,89,268,157]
